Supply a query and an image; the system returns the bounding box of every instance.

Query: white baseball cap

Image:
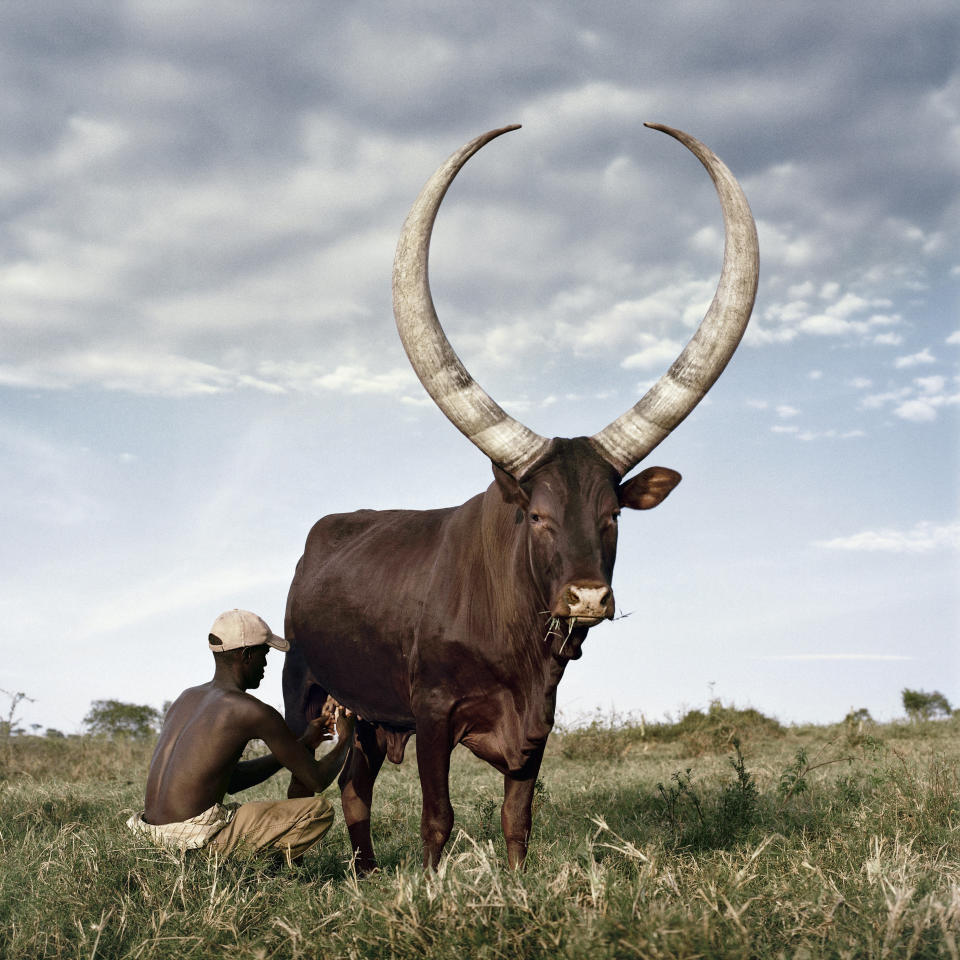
[208,609,290,652]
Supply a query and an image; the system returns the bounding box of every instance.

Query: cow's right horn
[392,126,551,480]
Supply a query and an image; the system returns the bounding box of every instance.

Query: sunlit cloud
[894,399,938,422]
[755,654,913,662]
[621,336,684,370]
[796,429,866,441]
[894,349,936,368]
[815,521,960,553]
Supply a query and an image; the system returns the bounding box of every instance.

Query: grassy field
[1,706,958,959]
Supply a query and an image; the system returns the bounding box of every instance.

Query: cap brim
[266,634,291,652]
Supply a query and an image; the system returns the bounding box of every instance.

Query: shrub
[557,701,783,761]
[902,688,952,722]
[82,699,163,740]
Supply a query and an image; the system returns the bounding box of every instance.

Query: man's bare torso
[143,682,267,824]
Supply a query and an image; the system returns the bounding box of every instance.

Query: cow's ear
[492,462,530,509]
[619,467,681,510]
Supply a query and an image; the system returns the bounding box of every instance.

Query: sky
[1,2,957,736]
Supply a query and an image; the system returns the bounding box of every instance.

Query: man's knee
[207,795,335,858]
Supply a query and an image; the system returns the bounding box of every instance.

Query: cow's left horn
[392,125,551,479]
[589,124,759,477]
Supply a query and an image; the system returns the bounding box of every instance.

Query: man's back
[144,682,266,824]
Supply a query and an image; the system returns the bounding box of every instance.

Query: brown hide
[283,438,680,869]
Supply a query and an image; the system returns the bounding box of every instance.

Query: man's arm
[227,708,354,796]
[226,717,331,793]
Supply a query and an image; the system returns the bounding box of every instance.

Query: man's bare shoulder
[164,683,279,732]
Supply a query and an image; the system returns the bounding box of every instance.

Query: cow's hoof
[354,857,379,877]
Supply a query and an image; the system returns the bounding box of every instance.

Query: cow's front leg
[339,720,386,875]
[415,722,454,869]
[502,752,544,869]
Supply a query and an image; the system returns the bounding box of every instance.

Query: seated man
[128,608,354,862]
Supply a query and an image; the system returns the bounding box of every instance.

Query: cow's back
[286,502,472,725]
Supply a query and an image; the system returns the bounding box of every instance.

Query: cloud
[799,314,852,336]
[0,351,251,396]
[796,429,865,442]
[947,331,960,345]
[894,399,938,422]
[755,654,913,662]
[621,335,684,371]
[829,293,893,320]
[915,375,946,394]
[860,388,912,410]
[0,352,418,399]
[755,285,905,344]
[258,362,416,396]
[894,349,936,368]
[815,521,960,553]
[756,219,814,268]
[859,370,959,423]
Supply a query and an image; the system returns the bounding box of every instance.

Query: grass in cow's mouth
[543,614,575,653]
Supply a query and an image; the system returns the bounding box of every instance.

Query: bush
[666,701,783,754]
[902,688,952,722]
[557,701,783,761]
[82,700,163,740]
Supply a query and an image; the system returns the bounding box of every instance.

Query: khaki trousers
[206,795,334,862]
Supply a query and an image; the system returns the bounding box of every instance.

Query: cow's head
[491,438,680,632]
[392,123,757,644]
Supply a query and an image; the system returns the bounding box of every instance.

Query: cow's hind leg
[340,719,387,874]
[281,643,328,799]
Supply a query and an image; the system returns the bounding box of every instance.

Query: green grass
[1,711,958,958]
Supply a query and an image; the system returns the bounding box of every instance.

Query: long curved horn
[392,125,551,478]
[589,123,759,477]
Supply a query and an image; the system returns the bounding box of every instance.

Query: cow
[282,123,759,871]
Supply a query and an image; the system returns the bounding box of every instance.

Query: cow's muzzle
[552,582,615,627]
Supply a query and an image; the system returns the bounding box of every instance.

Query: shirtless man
[128,608,354,862]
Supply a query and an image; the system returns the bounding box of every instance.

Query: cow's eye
[529,512,541,524]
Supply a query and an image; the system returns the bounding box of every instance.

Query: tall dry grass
[1,713,958,958]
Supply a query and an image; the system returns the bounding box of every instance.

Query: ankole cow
[283,123,758,870]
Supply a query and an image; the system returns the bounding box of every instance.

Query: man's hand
[299,717,333,752]
[335,707,356,744]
